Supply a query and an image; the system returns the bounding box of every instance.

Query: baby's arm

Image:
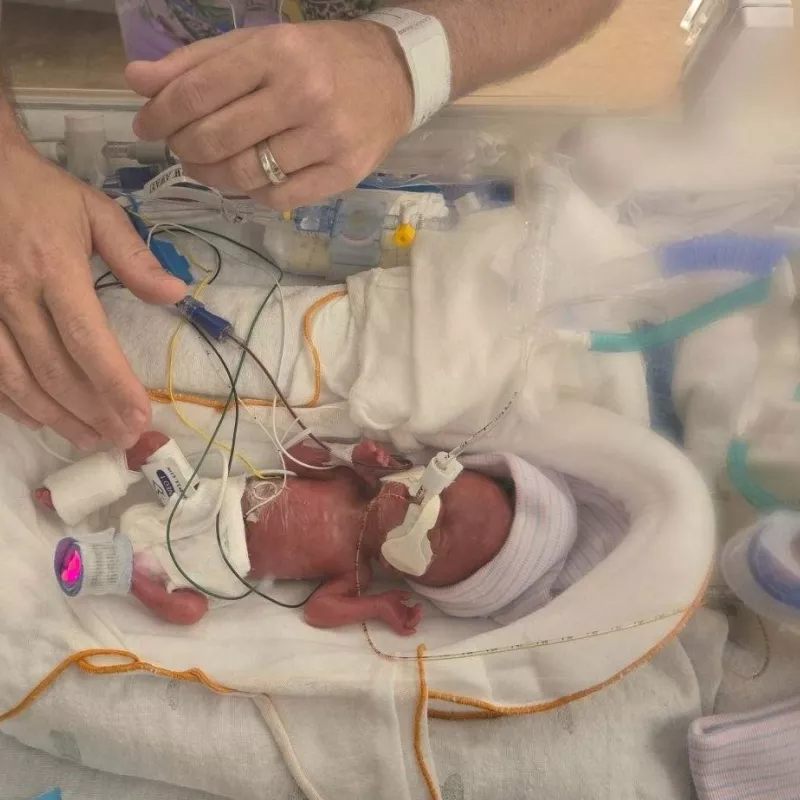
[304,568,423,637]
[34,431,171,513]
[284,439,408,489]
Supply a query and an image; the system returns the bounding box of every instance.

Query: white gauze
[44,449,142,526]
[120,475,252,606]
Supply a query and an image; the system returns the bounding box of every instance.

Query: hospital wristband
[363,8,452,132]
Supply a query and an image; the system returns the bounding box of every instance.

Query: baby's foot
[378,590,424,636]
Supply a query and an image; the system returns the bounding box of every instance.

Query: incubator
[4,4,800,800]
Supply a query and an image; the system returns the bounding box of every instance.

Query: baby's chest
[248,492,360,579]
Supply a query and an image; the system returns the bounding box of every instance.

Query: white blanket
[99,208,649,462]
[0,395,715,800]
[0,207,715,799]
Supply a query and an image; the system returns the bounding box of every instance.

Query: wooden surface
[1,0,694,108]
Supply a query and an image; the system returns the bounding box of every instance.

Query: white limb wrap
[44,450,142,526]
[364,8,452,131]
[121,475,252,606]
[59,529,134,596]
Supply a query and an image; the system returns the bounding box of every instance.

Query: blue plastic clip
[175,296,234,342]
[125,208,194,286]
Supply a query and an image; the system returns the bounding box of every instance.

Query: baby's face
[380,470,514,588]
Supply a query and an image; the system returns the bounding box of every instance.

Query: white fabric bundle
[44,449,142,526]
[120,475,251,602]
[100,283,358,408]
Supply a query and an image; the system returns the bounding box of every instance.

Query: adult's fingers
[167,87,298,165]
[182,126,331,194]
[0,319,100,449]
[87,193,187,305]
[43,271,152,447]
[125,29,255,98]
[249,162,358,210]
[2,290,136,447]
[133,41,267,142]
[0,391,41,431]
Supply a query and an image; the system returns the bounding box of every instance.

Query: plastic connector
[415,452,464,505]
[175,297,234,342]
[127,210,194,286]
[150,239,194,285]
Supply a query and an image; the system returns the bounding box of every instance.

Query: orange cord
[415,645,442,800]
[0,649,233,726]
[300,290,347,409]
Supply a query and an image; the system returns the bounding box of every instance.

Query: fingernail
[75,433,101,452]
[127,408,149,435]
[114,429,141,451]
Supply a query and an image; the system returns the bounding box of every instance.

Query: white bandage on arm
[363,7,452,131]
[44,449,142,526]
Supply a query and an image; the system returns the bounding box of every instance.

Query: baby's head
[376,469,514,588]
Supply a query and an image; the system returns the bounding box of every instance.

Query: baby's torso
[243,472,367,580]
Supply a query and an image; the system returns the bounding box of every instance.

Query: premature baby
[36,432,513,635]
[36,431,629,633]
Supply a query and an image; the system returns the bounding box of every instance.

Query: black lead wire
[187,322,322,609]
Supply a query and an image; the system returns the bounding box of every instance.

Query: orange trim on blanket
[0,573,710,800]
[415,645,442,800]
[148,389,273,411]
[301,290,347,409]
[146,288,347,413]
[426,570,711,722]
[0,649,234,726]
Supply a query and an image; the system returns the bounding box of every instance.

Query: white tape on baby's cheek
[363,8,452,132]
[44,450,142,526]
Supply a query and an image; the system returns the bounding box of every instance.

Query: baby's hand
[352,440,396,469]
[377,590,424,636]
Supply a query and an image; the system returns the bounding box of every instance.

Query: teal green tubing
[589,278,771,353]
[728,438,800,513]
[727,439,787,512]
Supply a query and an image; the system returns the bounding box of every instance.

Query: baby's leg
[131,566,209,626]
[304,571,423,636]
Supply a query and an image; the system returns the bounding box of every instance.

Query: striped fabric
[409,454,629,623]
[689,696,800,800]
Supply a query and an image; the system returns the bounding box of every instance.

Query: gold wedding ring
[257,140,288,186]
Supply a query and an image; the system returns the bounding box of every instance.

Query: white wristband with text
[363,7,452,132]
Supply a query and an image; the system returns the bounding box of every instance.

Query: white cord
[233,278,335,472]
[228,0,238,28]
[143,221,280,283]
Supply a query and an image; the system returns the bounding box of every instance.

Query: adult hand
[127,21,413,209]
[0,142,186,449]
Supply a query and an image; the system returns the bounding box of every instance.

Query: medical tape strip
[142,164,205,200]
[140,439,198,507]
[363,8,452,131]
[44,450,142,526]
